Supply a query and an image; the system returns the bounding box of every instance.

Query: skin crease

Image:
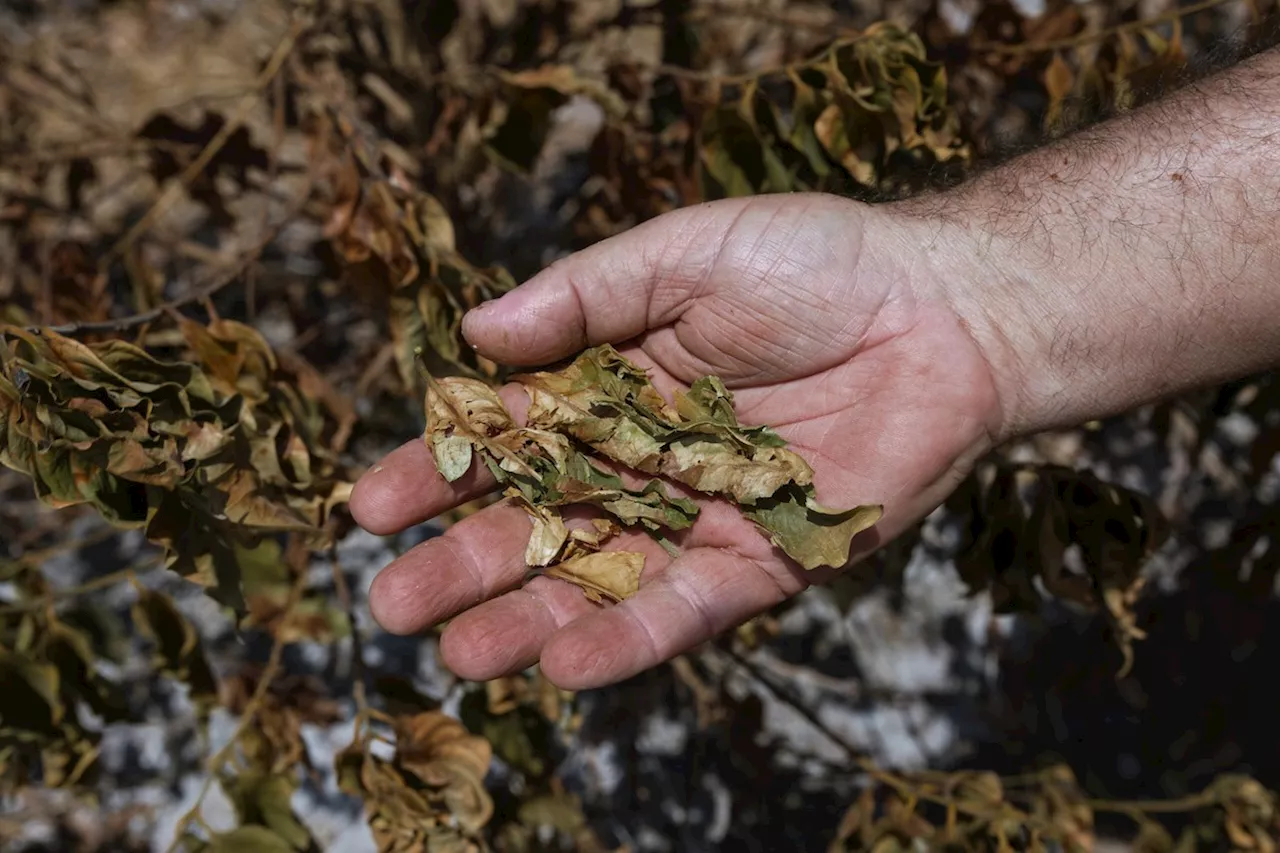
[350,44,1280,691]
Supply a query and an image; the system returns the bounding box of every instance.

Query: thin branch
[1089,789,1221,815]
[330,543,371,717]
[649,32,872,86]
[33,189,307,336]
[973,0,1238,56]
[163,568,308,853]
[684,0,860,36]
[0,557,163,616]
[35,266,241,337]
[716,647,1073,833]
[716,646,867,762]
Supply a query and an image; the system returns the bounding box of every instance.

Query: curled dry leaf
[219,771,315,852]
[423,345,882,605]
[337,710,493,853]
[951,463,1169,675]
[131,585,218,705]
[517,346,883,570]
[543,551,643,605]
[316,109,514,389]
[699,22,970,202]
[0,323,352,612]
[424,370,702,601]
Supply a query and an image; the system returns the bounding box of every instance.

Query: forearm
[907,45,1280,438]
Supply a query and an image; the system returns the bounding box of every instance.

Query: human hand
[349,193,1006,690]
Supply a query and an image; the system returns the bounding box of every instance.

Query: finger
[368,501,531,635]
[438,577,596,680]
[461,198,758,365]
[350,383,534,536]
[437,530,676,680]
[349,438,497,536]
[538,546,800,690]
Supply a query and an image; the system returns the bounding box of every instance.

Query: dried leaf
[425,371,699,540]
[0,323,351,611]
[517,346,882,569]
[951,464,1169,672]
[131,586,219,703]
[338,710,493,851]
[222,771,315,851]
[743,487,883,571]
[543,551,643,604]
[317,111,513,388]
[0,653,63,735]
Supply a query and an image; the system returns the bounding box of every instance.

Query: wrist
[893,46,1280,445]
[878,194,1056,445]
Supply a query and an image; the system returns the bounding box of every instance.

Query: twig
[683,1,860,36]
[1089,789,1221,815]
[163,568,309,853]
[716,647,1066,832]
[9,524,121,568]
[34,192,304,336]
[650,32,872,85]
[0,557,163,616]
[716,646,866,762]
[247,66,290,323]
[0,138,200,168]
[100,16,307,270]
[34,269,238,336]
[973,0,1238,56]
[330,544,371,716]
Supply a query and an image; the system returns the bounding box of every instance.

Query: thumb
[461,199,750,365]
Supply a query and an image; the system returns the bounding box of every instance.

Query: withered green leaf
[222,770,315,851]
[744,486,883,571]
[951,464,1169,674]
[0,322,351,613]
[0,652,63,735]
[131,584,219,703]
[425,346,882,582]
[424,371,702,599]
[516,346,882,569]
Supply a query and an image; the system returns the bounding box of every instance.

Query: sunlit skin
[350,193,1004,690]
[351,45,1280,691]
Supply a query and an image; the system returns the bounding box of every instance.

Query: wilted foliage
[426,344,882,603]
[0,322,351,611]
[696,23,970,199]
[950,463,1169,676]
[337,711,494,853]
[1,0,1279,851]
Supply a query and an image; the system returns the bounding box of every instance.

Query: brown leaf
[543,550,643,604]
[1044,52,1075,130]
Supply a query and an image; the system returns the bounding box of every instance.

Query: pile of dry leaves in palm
[3,0,1280,851]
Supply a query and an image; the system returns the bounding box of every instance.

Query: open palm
[349,193,1005,690]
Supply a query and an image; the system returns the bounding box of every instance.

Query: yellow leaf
[1045,53,1074,100]
[544,550,643,604]
[523,503,570,567]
